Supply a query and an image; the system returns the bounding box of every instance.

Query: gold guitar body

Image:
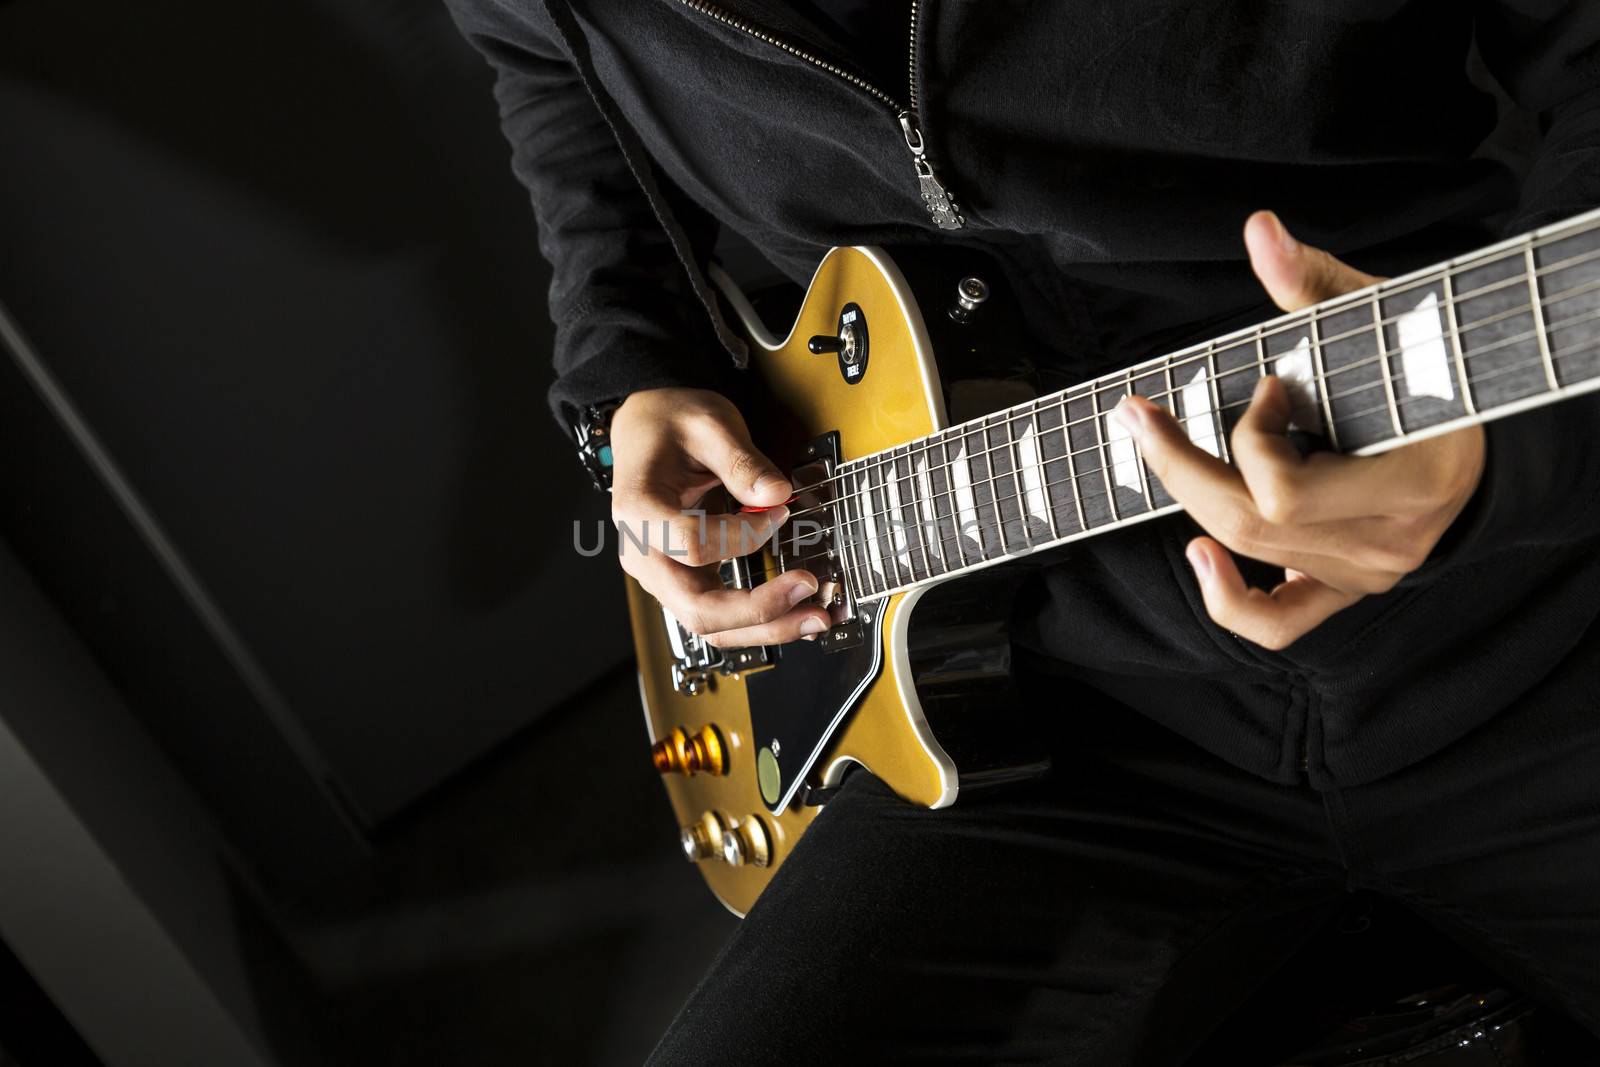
[628,247,966,915]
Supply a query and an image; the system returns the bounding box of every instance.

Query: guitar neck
[836,206,1600,602]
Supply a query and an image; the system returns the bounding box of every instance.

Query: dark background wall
[0,0,625,830]
[0,2,735,1063]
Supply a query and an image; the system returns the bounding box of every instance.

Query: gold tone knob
[719,816,772,868]
[652,725,727,777]
[680,811,729,863]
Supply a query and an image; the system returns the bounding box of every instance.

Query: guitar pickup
[784,432,864,654]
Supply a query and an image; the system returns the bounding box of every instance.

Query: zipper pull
[899,111,965,230]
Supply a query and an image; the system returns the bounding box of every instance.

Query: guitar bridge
[662,555,773,696]
[784,432,863,654]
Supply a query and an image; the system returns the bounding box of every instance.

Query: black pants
[649,651,1600,1065]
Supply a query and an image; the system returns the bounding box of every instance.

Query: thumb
[683,410,791,508]
[1244,210,1382,311]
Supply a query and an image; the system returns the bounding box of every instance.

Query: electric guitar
[628,207,1600,915]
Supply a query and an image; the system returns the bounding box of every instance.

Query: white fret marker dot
[1104,411,1142,492]
[1015,422,1050,525]
[949,442,980,545]
[1275,337,1323,434]
[1179,369,1221,457]
[1396,291,1455,402]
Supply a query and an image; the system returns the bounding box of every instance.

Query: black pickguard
[744,600,883,814]
[744,566,1052,816]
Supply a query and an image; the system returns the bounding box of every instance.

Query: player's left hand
[1113,210,1485,651]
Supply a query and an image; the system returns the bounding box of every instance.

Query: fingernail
[754,473,789,498]
[1187,543,1211,580]
[788,577,818,606]
[768,506,789,527]
[801,616,829,635]
[1112,397,1146,437]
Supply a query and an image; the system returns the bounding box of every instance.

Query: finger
[1230,376,1392,525]
[704,607,833,648]
[1244,210,1381,311]
[1231,378,1472,526]
[1115,392,1260,539]
[680,411,792,509]
[1187,538,1363,650]
[615,476,789,566]
[644,562,829,640]
[1119,394,1412,577]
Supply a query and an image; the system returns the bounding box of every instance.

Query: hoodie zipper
[674,0,966,230]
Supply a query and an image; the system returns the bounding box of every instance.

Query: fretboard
[834,206,1600,602]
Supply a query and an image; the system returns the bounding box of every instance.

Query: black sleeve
[1416,1,1600,572]
[442,0,733,426]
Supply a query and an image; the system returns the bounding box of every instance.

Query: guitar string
[695,221,1600,592]
[805,337,1600,595]
[836,270,1599,497]
[775,250,1599,509]
[774,224,1595,499]
[813,294,1600,525]
[780,288,1600,528]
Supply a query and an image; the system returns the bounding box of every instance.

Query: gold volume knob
[651,725,727,777]
[680,811,729,863]
[719,816,772,868]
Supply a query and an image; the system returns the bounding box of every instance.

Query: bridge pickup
[787,432,865,654]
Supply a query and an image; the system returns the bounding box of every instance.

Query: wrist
[572,399,623,493]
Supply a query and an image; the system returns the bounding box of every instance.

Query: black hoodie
[444,0,1600,788]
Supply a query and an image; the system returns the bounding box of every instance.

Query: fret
[931,435,972,568]
[976,421,1010,556]
[840,465,878,598]
[1204,343,1230,464]
[1308,311,1340,450]
[834,472,869,599]
[1318,297,1391,451]
[1371,295,1403,436]
[1526,241,1560,391]
[1453,249,1548,410]
[874,456,910,588]
[1089,384,1121,523]
[1065,387,1115,528]
[1051,397,1089,533]
[1133,365,1178,508]
[885,455,916,584]
[1533,224,1600,388]
[885,448,928,583]
[1212,337,1258,446]
[1014,405,1058,540]
[1126,370,1154,511]
[1442,270,1475,415]
[918,437,955,569]
[859,462,891,590]
[1098,377,1152,519]
[913,442,949,576]
[1035,401,1081,534]
[958,426,1002,559]
[1262,313,1325,437]
[831,211,1600,598]
[985,414,1028,551]
[946,432,985,559]
[1380,278,1465,440]
[902,446,936,580]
